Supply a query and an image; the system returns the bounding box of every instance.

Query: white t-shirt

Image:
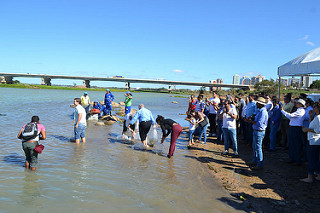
[189,118,197,131]
[308,115,320,145]
[208,97,220,114]
[222,108,237,129]
[74,105,87,126]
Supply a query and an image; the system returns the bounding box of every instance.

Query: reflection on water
[0,88,241,212]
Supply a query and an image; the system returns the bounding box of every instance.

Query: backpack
[21,122,39,141]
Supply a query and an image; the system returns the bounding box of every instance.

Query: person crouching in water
[122,112,137,140]
[17,116,46,171]
[156,115,182,158]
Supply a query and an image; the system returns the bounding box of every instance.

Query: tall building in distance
[288,77,300,87]
[240,76,251,85]
[216,78,223,90]
[209,79,217,91]
[251,75,265,85]
[209,78,223,90]
[300,76,312,88]
[233,74,240,85]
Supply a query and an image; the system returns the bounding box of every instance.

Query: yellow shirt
[81,95,90,106]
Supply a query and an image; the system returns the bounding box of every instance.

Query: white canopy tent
[278,46,320,77]
[277,47,320,97]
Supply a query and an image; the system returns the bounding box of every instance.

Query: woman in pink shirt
[17,116,46,171]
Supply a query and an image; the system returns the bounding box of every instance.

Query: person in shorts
[17,115,46,171]
[74,98,87,144]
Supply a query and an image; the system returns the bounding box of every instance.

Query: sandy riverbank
[181,131,320,213]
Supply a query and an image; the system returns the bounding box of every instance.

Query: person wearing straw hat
[245,97,269,170]
[280,99,306,166]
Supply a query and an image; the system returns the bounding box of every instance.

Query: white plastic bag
[152,142,167,155]
[132,142,146,150]
[148,129,158,146]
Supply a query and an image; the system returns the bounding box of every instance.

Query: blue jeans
[269,122,280,150]
[253,130,265,167]
[222,128,238,152]
[125,106,131,115]
[307,144,320,175]
[74,123,87,139]
[199,124,208,143]
[188,129,195,141]
[246,123,253,144]
[217,120,223,141]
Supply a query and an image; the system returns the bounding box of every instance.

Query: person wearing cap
[104,89,115,116]
[245,97,269,170]
[81,92,91,118]
[280,98,306,166]
[129,104,156,147]
[124,91,133,115]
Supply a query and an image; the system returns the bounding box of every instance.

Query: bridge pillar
[168,85,172,93]
[41,77,51,86]
[1,76,13,84]
[125,82,130,90]
[83,80,90,88]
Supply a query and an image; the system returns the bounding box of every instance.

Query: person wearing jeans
[246,97,268,170]
[221,100,238,156]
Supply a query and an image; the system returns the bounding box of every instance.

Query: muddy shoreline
[184,132,320,213]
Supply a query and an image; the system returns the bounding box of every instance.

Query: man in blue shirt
[246,97,268,170]
[244,94,257,145]
[129,104,156,147]
[104,89,115,115]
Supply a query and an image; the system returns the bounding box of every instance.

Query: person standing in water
[124,91,133,115]
[129,104,156,147]
[17,116,46,171]
[74,98,87,144]
[104,89,115,116]
[156,115,182,158]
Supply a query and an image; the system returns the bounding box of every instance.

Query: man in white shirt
[74,98,87,144]
[280,99,305,165]
[208,91,220,136]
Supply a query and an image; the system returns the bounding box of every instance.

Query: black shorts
[123,120,135,133]
[139,120,152,141]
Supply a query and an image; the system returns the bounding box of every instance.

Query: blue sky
[0,0,319,88]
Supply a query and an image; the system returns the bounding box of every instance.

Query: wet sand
[183,131,320,213]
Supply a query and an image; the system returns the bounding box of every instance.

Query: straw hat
[256,97,266,105]
[297,99,306,107]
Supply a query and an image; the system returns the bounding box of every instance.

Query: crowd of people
[185,91,320,182]
[17,89,320,182]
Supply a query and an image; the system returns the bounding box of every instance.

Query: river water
[0,88,242,213]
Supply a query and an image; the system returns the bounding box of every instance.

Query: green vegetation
[0,83,194,95]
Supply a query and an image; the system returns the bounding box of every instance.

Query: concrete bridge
[0,72,251,91]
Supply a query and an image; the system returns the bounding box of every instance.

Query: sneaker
[234,151,239,157]
[222,150,228,155]
[247,162,257,167]
[200,141,207,144]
